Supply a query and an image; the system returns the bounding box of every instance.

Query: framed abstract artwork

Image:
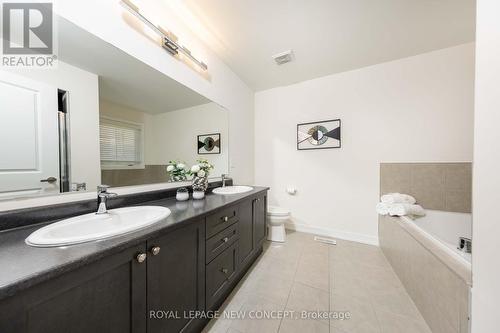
[197,133,221,154]
[297,119,341,150]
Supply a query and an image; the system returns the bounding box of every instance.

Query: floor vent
[314,236,337,245]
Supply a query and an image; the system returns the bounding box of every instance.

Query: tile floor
[203,231,431,333]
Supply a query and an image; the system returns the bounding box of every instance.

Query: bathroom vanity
[0,186,268,333]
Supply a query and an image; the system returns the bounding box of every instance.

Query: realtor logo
[1,1,57,67]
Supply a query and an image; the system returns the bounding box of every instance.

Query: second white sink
[26,206,170,247]
[212,186,253,195]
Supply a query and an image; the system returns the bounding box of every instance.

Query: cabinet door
[253,195,267,248]
[206,243,238,310]
[238,199,254,267]
[0,244,148,333]
[147,220,205,333]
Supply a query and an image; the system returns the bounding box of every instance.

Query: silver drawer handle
[221,268,229,274]
[150,246,161,256]
[136,253,147,263]
[222,216,229,222]
[222,237,229,243]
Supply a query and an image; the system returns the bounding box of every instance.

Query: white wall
[100,99,153,125]
[148,103,229,177]
[471,1,500,331]
[100,100,229,176]
[255,43,475,244]
[6,61,100,191]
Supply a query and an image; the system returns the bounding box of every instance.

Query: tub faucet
[221,174,228,187]
[458,237,472,254]
[96,185,117,214]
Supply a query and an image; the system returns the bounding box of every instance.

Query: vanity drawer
[206,205,239,239]
[206,243,238,310]
[206,223,239,263]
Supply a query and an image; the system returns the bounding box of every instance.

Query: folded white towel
[380,193,416,204]
[388,203,425,217]
[376,203,391,215]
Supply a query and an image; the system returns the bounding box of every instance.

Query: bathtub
[379,211,471,333]
[400,210,472,284]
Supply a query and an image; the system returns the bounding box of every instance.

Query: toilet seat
[267,206,290,217]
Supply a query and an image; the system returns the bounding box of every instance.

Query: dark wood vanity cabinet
[238,194,267,268]
[238,199,255,267]
[147,220,206,333]
[253,195,267,248]
[0,192,267,333]
[0,244,148,333]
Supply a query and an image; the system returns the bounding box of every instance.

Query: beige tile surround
[380,163,472,213]
[203,231,431,333]
[101,165,169,187]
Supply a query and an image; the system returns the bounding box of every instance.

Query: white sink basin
[212,186,253,195]
[26,206,170,247]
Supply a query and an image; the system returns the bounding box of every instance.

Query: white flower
[166,165,174,172]
[191,165,200,173]
[197,170,206,177]
[177,163,185,170]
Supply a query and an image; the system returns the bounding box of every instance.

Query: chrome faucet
[458,237,472,254]
[96,185,117,214]
[221,174,228,187]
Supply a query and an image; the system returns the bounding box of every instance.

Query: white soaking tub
[379,210,472,333]
[399,210,471,284]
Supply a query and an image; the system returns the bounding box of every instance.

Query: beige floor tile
[294,259,329,291]
[300,248,329,268]
[362,269,404,295]
[330,292,380,333]
[229,294,284,333]
[205,232,430,333]
[254,255,299,280]
[286,281,329,312]
[370,287,422,321]
[302,238,331,252]
[221,288,249,312]
[286,230,313,243]
[233,269,262,294]
[331,274,371,302]
[330,327,349,333]
[375,309,431,333]
[244,271,294,307]
[263,244,303,264]
[226,328,244,333]
[278,316,329,333]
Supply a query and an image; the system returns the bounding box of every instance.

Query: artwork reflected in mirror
[198,133,221,155]
[0,15,229,200]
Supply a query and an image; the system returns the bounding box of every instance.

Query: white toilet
[267,206,290,242]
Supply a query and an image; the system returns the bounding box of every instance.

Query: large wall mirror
[0,16,229,200]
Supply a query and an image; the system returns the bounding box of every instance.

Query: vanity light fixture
[119,0,208,71]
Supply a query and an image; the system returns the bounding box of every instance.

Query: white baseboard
[285,221,379,246]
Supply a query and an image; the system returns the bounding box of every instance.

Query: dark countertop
[0,186,268,301]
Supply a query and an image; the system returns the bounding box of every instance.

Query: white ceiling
[58,17,210,114]
[184,0,476,91]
